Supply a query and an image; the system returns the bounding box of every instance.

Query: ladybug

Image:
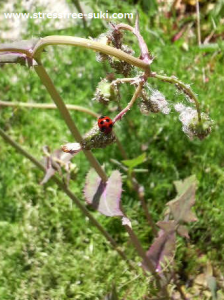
[98,116,113,134]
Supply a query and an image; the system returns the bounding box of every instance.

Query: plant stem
[125,225,170,298]
[110,77,136,87]
[30,36,150,72]
[70,0,87,29]
[34,62,108,182]
[0,100,98,118]
[196,0,201,46]
[153,73,202,122]
[132,180,158,235]
[0,127,135,271]
[115,16,153,65]
[114,135,128,159]
[113,81,144,123]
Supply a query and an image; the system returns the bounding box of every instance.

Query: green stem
[30,36,150,71]
[0,100,98,118]
[71,0,87,29]
[153,73,202,122]
[34,62,108,182]
[0,127,135,271]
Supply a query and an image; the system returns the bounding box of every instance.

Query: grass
[0,1,224,299]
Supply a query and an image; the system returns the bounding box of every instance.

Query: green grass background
[0,0,224,299]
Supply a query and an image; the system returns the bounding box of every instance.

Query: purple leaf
[144,221,176,273]
[84,169,123,217]
[167,176,198,223]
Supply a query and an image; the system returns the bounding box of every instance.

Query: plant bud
[81,123,116,150]
[139,88,170,115]
[94,33,110,62]
[174,103,213,140]
[94,79,119,105]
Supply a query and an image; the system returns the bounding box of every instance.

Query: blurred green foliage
[0,0,224,299]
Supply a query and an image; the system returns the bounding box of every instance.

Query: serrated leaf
[122,153,146,169]
[174,175,197,195]
[84,169,123,217]
[144,221,176,273]
[167,180,197,223]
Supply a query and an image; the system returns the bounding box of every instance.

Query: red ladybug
[98,116,113,134]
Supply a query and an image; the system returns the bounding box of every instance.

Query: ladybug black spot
[106,118,110,122]
[100,121,104,125]
[101,126,106,131]
[109,124,113,128]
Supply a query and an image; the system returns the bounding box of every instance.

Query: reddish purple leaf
[144,221,176,273]
[84,169,123,217]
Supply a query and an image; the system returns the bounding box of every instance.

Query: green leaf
[207,276,217,300]
[173,175,197,195]
[167,177,198,223]
[122,153,146,169]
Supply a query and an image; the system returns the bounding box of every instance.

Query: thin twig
[153,73,202,122]
[71,0,87,29]
[113,81,144,123]
[0,100,98,118]
[110,77,136,87]
[114,17,153,65]
[196,0,201,46]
